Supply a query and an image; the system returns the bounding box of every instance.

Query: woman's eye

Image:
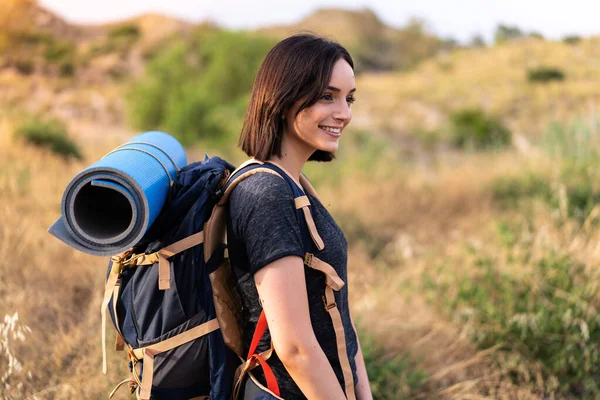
[346,96,356,105]
[321,93,334,101]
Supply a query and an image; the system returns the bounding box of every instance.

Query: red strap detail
[251,354,280,397]
[247,310,280,396]
[248,310,268,358]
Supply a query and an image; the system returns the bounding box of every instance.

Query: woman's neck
[269,133,313,186]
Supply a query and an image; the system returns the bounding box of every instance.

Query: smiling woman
[229,34,372,400]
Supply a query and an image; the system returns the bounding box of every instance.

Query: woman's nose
[334,101,352,123]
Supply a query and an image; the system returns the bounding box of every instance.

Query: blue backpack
[101,157,355,400]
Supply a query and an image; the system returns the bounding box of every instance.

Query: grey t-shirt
[227,172,358,399]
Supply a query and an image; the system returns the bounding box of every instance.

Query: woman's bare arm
[254,255,347,400]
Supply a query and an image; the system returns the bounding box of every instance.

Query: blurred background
[2,0,600,398]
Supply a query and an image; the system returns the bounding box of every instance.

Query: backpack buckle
[304,253,313,267]
[322,296,337,311]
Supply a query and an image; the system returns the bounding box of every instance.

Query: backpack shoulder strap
[204,159,324,262]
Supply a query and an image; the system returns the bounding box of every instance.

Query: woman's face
[284,58,356,155]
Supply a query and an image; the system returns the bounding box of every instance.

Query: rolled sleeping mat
[48,131,187,256]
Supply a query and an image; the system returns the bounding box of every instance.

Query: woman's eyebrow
[327,86,357,93]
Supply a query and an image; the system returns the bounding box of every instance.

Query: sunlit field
[3,1,600,398]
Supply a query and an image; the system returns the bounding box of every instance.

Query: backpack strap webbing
[204,165,282,263]
[304,253,356,400]
[294,195,325,251]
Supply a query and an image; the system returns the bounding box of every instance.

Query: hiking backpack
[101,157,356,400]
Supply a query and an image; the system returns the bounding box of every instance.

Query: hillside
[355,35,600,140]
[1,0,599,143]
[259,8,445,71]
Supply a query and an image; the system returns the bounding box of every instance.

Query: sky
[39,0,599,43]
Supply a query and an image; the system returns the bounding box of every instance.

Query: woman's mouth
[319,125,341,138]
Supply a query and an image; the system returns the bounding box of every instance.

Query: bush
[527,67,565,83]
[108,24,140,41]
[563,35,581,45]
[58,61,75,77]
[17,116,82,160]
[43,40,75,63]
[491,173,552,209]
[126,30,275,146]
[14,59,34,75]
[494,24,523,44]
[424,249,600,397]
[449,108,512,149]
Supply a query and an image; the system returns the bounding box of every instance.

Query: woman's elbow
[275,337,320,370]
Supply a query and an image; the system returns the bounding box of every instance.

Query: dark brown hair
[239,34,354,162]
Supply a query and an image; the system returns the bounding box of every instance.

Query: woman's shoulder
[229,171,293,205]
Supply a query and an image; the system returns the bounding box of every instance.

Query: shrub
[424,249,600,397]
[490,173,551,209]
[527,67,565,83]
[43,40,75,63]
[494,24,523,44]
[528,32,545,40]
[126,31,275,146]
[449,108,512,149]
[14,59,34,75]
[16,116,82,160]
[58,61,75,77]
[563,35,582,45]
[108,24,140,41]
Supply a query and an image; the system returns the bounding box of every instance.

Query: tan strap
[295,196,325,251]
[157,254,171,290]
[102,257,123,374]
[205,167,284,263]
[134,318,220,400]
[109,377,137,399]
[133,231,205,291]
[294,196,311,209]
[217,167,283,206]
[304,254,344,291]
[304,253,355,400]
[232,344,275,400]
[112,283,125,351]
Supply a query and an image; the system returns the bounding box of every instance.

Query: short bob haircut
[239,34,354,162]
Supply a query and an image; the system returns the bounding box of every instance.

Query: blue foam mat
[48,131,187,256]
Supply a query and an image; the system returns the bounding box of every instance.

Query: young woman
[227,34,372,400]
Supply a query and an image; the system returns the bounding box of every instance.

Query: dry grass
[4,37,600,399]
[0,118,135,399]
[1,112,582,398]
[355,36,600,138]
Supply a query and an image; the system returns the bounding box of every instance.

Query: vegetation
[126,30,275,145]
[5,3,600,399]
[527,67,566,83]
[563,35,582,45]
[494,24,524,44]
[449,108,512,149]
[16,116,82,160]
[424,238,600,397]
